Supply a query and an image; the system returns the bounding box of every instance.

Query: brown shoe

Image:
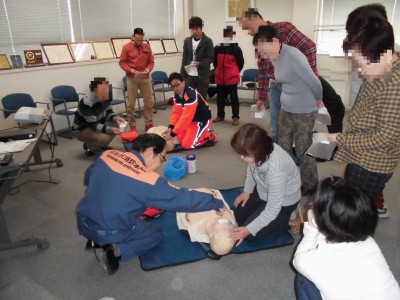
[213,116,224,122]
[232,118,240,125]
[289,205,304,234]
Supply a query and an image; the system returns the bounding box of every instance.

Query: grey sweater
[273,44,322,113]
[243,143,301,235]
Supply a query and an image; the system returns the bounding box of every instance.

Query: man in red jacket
[213,26,244,126]
[119,28,155,133]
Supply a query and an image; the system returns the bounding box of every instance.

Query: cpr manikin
[177,188,237,255]
[147,126,179,152]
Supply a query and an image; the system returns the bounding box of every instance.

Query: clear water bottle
[186,154,196,173]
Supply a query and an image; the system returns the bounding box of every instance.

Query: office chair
[237,68,258,104]
[1,93,57,145]
[50,85,85,139]
[108,85,127,116]
[122,76,143,118]
[151,71,170,111]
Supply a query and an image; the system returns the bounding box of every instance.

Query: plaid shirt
[257,22,318,104]
[335,58,400,173]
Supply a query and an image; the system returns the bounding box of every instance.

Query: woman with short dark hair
[293,177,400,299]
[229,123,301,245]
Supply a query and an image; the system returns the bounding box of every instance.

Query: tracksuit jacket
[213,42,244,85]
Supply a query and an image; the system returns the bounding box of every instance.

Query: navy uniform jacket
[76,150,223,250]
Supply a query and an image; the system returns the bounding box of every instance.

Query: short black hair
[223,26,236,37]
[243,7,263,20]
[252,25,281,45]
[133,27,144,35]
[343,14,394,63]
[230,123,274,167]
[130,133,166,155]
[189,16,203,29]
[90,77,107,91]
[346,3,388,31]
[168,72,184,84]
[313,177,378,243]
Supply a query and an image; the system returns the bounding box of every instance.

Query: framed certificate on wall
[0,54,12,70]
[69,42,96,62]
[92,41,115,60]
[42,43,75,65]
[162,39,179,54]
[148,39,165,55]
[111,38,131,58]
[225,0,255,22]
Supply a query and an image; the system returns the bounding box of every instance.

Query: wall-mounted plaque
[10,55,24,69]
[69,42,96,62]
[42,44,75,65]
[162,39,179,54]
[92,41,115,59]
[24,50,45,67]
[111,38,131,58]
[0,54,12,70]
[148,39,165,55]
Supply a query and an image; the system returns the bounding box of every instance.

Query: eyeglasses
[170,82,182,89]
[159,153,166,163]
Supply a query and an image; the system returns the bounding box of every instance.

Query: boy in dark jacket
[213,26,244,125]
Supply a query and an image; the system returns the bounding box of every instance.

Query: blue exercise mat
[139,188,294,271]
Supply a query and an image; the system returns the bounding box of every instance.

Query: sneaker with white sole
[377,204,389,218]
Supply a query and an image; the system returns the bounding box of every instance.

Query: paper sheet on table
[0,139,36,153]
[184,64,198,76]
[306,133,336,160]
[316,107,331,125]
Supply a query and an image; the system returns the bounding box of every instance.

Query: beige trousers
[77,127,114,151]
[126,76,153,127]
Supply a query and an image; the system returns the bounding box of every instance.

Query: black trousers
[319,76,345,133]
[216,84,239,119]
[233,189,298,241]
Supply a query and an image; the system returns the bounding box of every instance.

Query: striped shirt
[257,22,318,104]
[335,58,400,173]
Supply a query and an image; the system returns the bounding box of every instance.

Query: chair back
[122,76,127,92]
[51,85,79,105]
[242,69,258,82]
[151,71,169,84]
[1,93,36,118]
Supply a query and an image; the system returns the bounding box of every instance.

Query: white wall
[0,0,352,131]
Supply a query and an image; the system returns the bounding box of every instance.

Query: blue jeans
[295,273,322,300]
[269,82,282,142]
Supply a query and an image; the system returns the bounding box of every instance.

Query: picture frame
[162,39,179,54]
[0,54,12,70]
[24,50,46,67]
[10,55,24,69]
[225,0,255,22]
[69,42,96,62]
[92,41,115,60]
[148,39,165,55]
[111,37,131,58]
[42,43,75,65]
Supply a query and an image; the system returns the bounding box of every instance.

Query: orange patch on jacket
[100,150,159,185]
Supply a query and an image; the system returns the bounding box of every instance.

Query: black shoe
[83,143,96,157]
[101,146,113,150]
[84,239,99,252]
[301,186,317,196]
[95,244,120,275]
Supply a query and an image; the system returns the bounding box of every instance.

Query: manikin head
[208,220,236,255]
[146,126,176,152]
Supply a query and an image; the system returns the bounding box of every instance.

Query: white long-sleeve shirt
[293,223,400,300]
